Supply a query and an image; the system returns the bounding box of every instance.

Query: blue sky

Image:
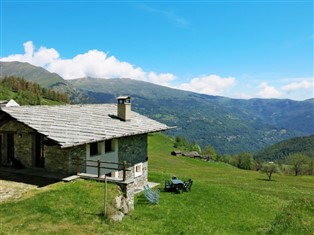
[1,0,313,100]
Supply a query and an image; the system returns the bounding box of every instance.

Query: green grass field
[0,133,313,234]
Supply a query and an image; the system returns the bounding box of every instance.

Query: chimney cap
[117,96,131,104]
[117,96,130,100]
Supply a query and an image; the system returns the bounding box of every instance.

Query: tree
[192,143,202,154]
[260,163,279,181]
[234,152,254,170]
[173,136,202,153]
[203,144,218,161]
[221,154,232,164]
[0,76,69,105]
[254,160,263,171]
[287,154,310,176]
[307,159,314,175]
[173,136,189,149]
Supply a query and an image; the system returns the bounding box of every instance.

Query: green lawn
[0,133,313,234]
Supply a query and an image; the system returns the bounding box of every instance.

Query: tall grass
[0,133,313,234]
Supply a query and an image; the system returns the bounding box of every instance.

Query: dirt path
[0,170,59,203]
[0,179,37,203]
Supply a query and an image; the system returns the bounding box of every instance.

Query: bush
[233,152,254,170]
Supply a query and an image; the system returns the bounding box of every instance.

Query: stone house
[183,151,201,159]
[0,96,169,190]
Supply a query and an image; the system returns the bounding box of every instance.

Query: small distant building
[171,150,182,156]
[200,155,211,161]
[0,99,20,108]
[183,151,201,159]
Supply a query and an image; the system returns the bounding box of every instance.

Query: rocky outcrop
[111,194,131,222]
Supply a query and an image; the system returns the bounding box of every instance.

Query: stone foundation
[117,180,135,210]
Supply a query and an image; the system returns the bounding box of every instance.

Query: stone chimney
[117,96,131,121]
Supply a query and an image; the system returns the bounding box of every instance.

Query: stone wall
[134,161,148,188]
[45,145,85,174]
[118,134,148,188]
[16,132,33,167]
[0,120,33,166]
[0,119,86,174]
[118,134,148,164]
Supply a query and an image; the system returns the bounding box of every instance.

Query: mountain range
[1,61,313,155]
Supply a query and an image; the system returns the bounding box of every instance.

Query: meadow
[0,133,313,234]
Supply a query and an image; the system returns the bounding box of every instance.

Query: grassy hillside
[0,62,91,104]
[0,76,69,105]
[1,134,313,234]
[70,77,313,154]
[254,135,314,162]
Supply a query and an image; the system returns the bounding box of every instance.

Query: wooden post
[123,161,127,181]
[98,160,101,178]
[104,175,107,218]
[76,156,80,175]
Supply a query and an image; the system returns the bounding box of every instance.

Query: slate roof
[1,104,170,148]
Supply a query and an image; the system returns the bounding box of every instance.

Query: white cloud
[24,41,34,60]
[177,75,236,96]
[46,50,147,80]
[148,72,176,87]
[0,41,175,85]
[1,41,313,101]
[47,59,86,79]
[281,79,314,92]
[1,41,60,68]
[278,78,314,100]
[257,82,282,98]
[237,92,253,99]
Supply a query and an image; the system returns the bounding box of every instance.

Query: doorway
[7,133,14,163]
[33,134,45,168]
[0,134,2,164]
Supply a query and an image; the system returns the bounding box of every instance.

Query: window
[105,139,114,153]
[90,142,98,156]
[134,163,143,177]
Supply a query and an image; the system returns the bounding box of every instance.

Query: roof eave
[60,126,172,149]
